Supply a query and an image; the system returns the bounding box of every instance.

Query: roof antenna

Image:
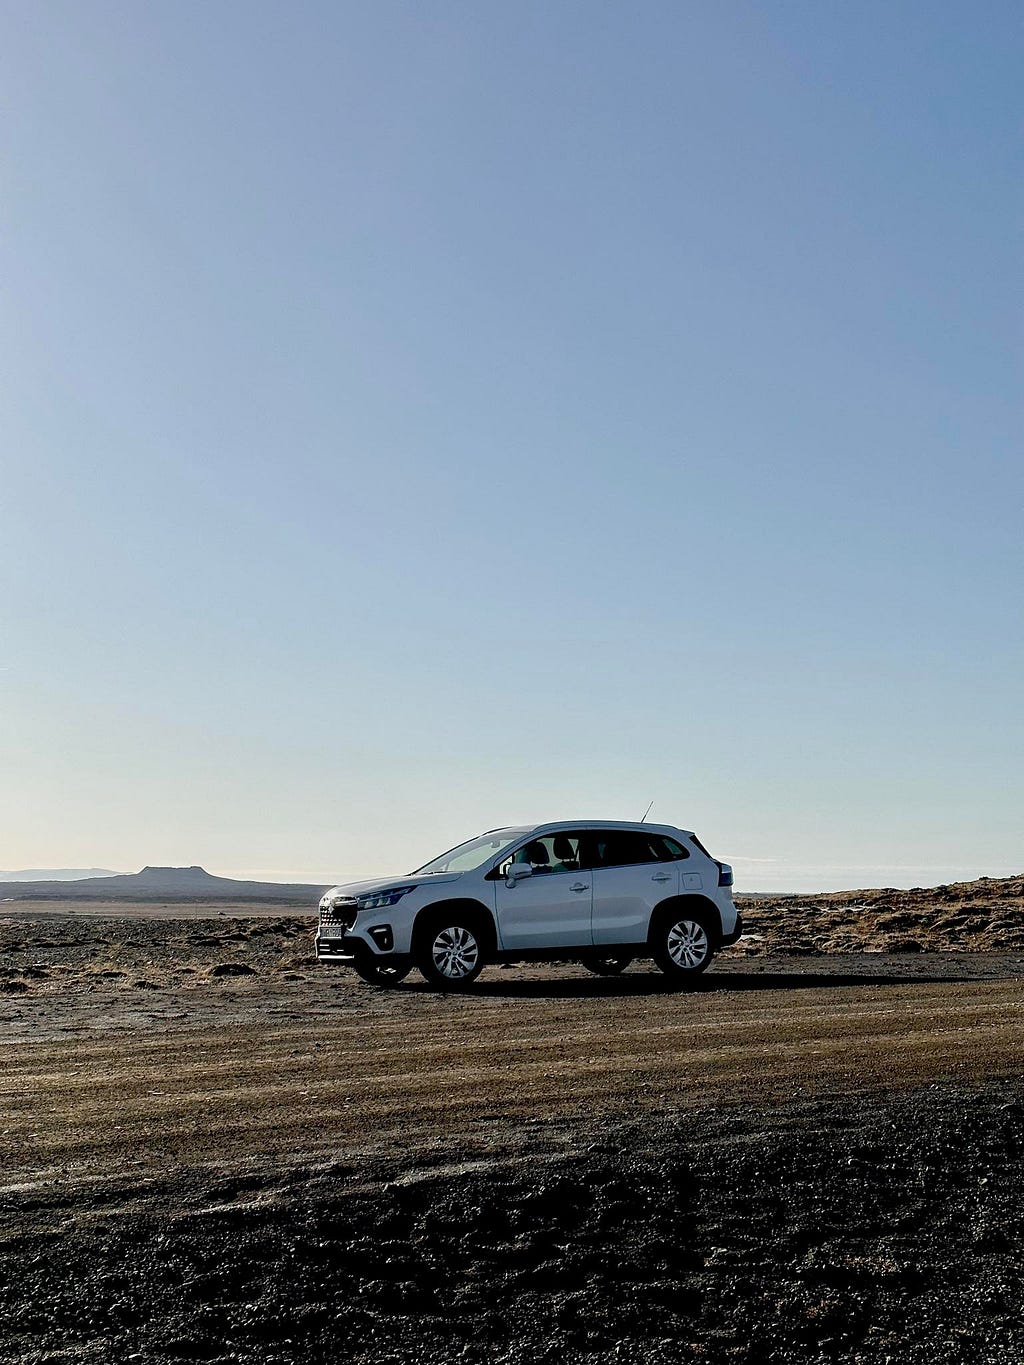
[640,800,654,823]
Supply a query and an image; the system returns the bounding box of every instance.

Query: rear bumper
[719,913,744,947]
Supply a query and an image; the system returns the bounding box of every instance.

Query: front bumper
[315,931,367,963]
[316,931,408,967]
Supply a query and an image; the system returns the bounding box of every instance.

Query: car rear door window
[591,831,683,868]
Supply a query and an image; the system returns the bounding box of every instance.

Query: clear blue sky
[2,1,1020,891]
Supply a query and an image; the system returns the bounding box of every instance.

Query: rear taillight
[716,861,733,887]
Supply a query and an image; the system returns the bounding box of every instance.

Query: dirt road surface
[4,969,1024,1191]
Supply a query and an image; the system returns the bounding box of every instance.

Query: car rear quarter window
[658,837,690,861]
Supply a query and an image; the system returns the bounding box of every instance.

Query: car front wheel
[416,920,487,990]
[652,915,714,983]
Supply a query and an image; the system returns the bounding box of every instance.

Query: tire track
[4,978,1021,1184]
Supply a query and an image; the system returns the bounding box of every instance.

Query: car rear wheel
[582,955,633,976]
[416,920,486,990]
[351,958,412,987]
[652,915,714,983]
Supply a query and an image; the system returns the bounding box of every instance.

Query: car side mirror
[506,862,533,886]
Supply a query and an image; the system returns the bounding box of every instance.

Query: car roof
[488,820,694,839]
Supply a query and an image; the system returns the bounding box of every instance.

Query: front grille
[320,899,358,933]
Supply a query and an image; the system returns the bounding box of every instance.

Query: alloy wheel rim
[666,919,708,969]
[432,926,480,979]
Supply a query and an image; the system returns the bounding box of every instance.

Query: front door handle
[570,882,589,893]
[651,873,672,883]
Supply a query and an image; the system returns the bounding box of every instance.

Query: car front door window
[499,833,583,878]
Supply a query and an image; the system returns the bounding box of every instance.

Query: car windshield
[413,828,530,876]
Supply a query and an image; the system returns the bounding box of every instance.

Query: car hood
[320,872,463,901]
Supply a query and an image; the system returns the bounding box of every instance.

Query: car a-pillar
[648,894,720,982]
[413,899,496,990]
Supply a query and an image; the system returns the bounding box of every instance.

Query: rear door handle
[652,873,672,883]
[571,882,589,893]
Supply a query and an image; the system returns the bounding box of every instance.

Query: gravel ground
[2,1084,1022,1364]
[1,907,1022,1363]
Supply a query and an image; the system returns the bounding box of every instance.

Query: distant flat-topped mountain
[0,865,328,903]
[0,868,120,882]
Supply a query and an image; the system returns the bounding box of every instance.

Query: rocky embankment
[0,915,313,997]
[737,872,1024,955]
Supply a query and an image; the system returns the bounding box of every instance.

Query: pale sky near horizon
[2,2,1021,895]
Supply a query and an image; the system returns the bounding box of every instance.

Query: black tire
[415,915,488,990]
[351,958,412,987]
[651,913,715,984]
[582,955,634,977]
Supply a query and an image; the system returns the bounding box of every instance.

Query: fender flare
[412,898,498,955]
[647,894,725,947]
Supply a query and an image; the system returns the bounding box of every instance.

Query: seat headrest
[522,840,550,865]
[552,834,576,859]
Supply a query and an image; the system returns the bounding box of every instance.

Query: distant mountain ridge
[0,865,328,902]
[0,869,119,882]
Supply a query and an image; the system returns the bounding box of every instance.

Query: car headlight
[355,885,416,911]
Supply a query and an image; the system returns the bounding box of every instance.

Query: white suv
[316,821,742,990]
